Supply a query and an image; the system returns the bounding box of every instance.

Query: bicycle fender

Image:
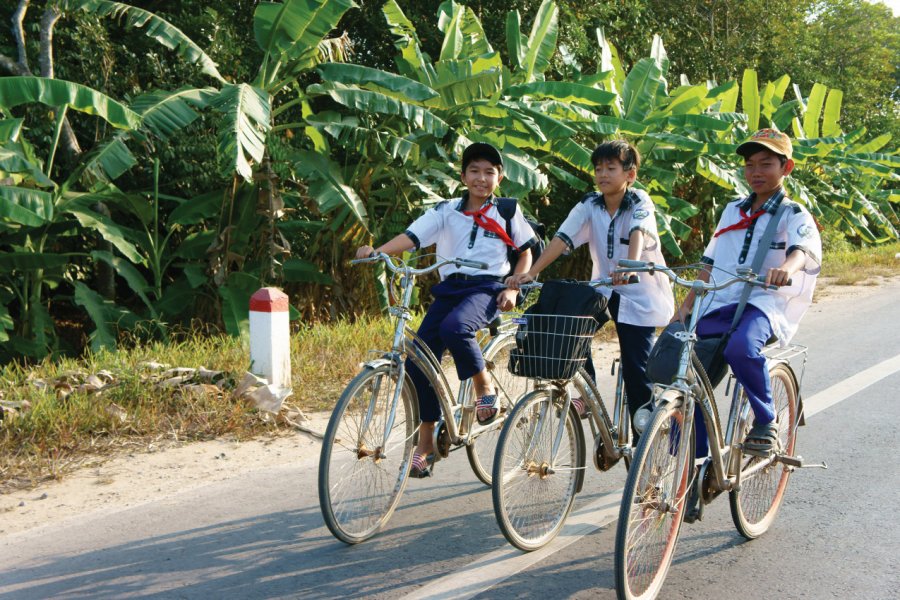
[769,360,806,427]
[361,353,402,371]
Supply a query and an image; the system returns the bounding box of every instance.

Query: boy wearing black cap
[356,142,539,477]
[674,128,821,469]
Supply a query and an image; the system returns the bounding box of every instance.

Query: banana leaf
[316,63,438,102]
[521,0,559,83]
[0,77,140,130]
[253,0,357,87]
[64,0,225,83]
[208,83,271,181]
[741,69,760,132]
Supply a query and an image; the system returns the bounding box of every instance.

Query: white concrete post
[249,287,291,390]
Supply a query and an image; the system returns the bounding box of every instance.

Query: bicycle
[318,252,530,544]
[612,259,826,600]
[491,278,636,551]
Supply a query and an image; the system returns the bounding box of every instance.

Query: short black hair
[462,142,503,171]
[590,140,641,171]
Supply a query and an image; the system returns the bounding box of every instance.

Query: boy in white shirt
[674,129,822,459]
[356,143,538,477]
[507,140,675,430]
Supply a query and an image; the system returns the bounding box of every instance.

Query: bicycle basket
[508,313,597,380]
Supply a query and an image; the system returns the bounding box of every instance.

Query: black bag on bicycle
[508,280,609,380]
[646,321,729,388]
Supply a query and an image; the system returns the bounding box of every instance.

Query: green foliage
[0,0,897,364]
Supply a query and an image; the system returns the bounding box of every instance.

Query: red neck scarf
[714,207,767,238]
[464,203,519,250]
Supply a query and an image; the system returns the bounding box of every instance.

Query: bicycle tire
[729,362,799,539]
[318,364,416,544]
[466,335,529,486]
[615,394,694,600]
[491,387,585,551]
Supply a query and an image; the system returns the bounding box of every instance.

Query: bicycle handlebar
[517,275,639,292]
[351,252,488,275]
[615,260,790,291]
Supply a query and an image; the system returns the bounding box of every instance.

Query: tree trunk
[40,4,83,158]
[11,0,30,73]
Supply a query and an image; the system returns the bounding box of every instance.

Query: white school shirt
[405,195,539,280]
[555,188,675,327]
[699,193,822,345]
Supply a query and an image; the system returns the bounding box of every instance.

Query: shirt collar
[457,191,496,212]
[738,188,784,214]
[592,188,638,212]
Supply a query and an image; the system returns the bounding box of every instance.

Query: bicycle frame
[356,254,515,452]
[635,262,813,496]
[513,278,634,471]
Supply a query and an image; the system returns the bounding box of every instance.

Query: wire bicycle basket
[507,313,597,381]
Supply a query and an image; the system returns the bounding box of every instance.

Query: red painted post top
[249,287,289,312]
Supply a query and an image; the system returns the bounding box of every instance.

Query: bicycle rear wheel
[492,387,584,551]
[615,395,693,600]
[318,364,416,544]
[466,335,529,485]
[730,362,799,539]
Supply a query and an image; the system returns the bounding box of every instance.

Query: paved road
[2,282,899,599]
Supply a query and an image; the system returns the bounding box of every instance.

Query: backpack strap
[728,199,791,331]
[496,197,518,243]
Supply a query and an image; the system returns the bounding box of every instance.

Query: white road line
[803,354,900,417]
[401,492,622,600]
[403,352,900,600]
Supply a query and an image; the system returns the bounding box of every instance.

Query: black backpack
[497,197,546,272]
[508,280,610,380]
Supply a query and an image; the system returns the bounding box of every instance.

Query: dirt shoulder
[1,276,896,537]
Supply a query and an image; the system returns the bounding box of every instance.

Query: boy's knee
[438,320,473,344]
[723,340,760,366]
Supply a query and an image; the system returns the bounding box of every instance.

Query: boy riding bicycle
[673,129,822,459]
[355,142,538,477]
[507,140,675,431]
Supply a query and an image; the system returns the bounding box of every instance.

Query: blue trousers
[406,279,506,422]
[583,292,657,423]
[693,303,775,457]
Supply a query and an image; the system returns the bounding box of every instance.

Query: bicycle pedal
[776,454,827,469]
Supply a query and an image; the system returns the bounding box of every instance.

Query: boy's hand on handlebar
[611,270,635,286]
[765,266,792,287]
[356,245,376,259]
[496,288,518,312]
[505,272,534,290]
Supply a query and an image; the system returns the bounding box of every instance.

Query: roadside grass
[820,240,900,284]
[0,316,396,491]
[1,243,898,490]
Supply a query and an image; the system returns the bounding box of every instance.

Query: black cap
[462,142,503,170]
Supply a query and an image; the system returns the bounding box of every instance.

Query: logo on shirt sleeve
[632,208,649,220]
[797,224,814,239]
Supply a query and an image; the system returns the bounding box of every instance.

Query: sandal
[476,394,500,425]
[571,396,588,420]
[410,452,435,478]
[743,419,779,456]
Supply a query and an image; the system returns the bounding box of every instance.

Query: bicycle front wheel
[466,335,529,485]
[615,396,693,600]
[729,362,799,539]
[318,364,416,544]
[492,387,584,551]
